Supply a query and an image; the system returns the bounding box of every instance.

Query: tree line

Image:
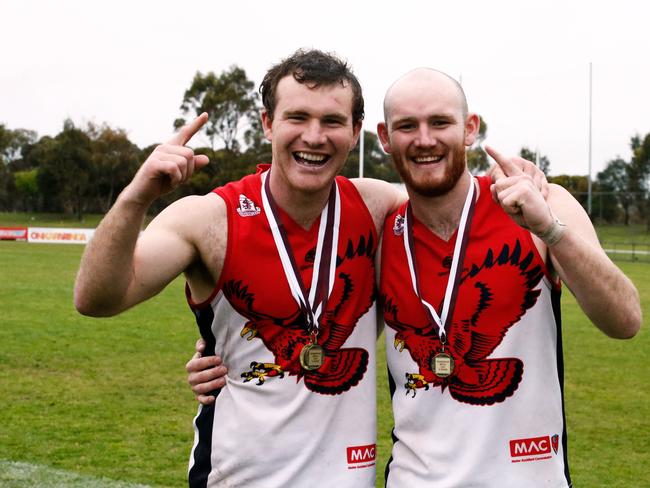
[1,65,649,226]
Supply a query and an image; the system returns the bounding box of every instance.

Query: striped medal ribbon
[260,170,340,370]
[402,177,477,378]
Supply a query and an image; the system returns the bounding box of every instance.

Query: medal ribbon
[403,177,477,343]
[261,170,340,335]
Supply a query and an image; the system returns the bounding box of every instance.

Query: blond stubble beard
[393,142,467,198]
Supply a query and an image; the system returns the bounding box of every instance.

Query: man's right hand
[125,113,210,206]
[186,338,228,406]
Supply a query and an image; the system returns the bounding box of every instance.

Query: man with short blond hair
[377,68,640,486]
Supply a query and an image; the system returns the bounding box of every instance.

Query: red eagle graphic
[383,240,544,405]
[224,234,375,395]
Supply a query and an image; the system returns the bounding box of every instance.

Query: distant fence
[601,242,650,263]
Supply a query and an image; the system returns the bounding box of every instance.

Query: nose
[302,120,327,147]
[414,126,437,148]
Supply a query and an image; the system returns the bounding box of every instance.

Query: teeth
[295,151,327,163]
[414,155,443,163]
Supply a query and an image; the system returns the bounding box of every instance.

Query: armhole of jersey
[337,176,379,244]
[378,216,391,295]
[378,205,406,297]
[186,189,234,310]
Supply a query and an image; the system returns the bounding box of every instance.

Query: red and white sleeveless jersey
[187,166,378,488]
[380,176,571,487]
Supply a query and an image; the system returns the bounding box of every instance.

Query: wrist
[117,184,156,211]
[535,217,566,247]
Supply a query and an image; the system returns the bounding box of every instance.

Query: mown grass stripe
[0,460,154,488]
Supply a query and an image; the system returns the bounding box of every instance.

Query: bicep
[124,198,205,307]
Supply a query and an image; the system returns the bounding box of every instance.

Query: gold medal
[300,343,324,371]
[432,352,454,378]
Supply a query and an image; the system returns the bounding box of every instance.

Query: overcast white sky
[2,0,648,176]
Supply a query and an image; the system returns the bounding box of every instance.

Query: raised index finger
[485,145,523,177]
[167,112,209,146]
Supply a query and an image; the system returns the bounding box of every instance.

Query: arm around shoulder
[545,184,642,339]
[351,178,407,234]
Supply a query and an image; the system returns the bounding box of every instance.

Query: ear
[261,111,273,142]
[351,120,363,148]
[464,113,480,146]
[377,122,391,153]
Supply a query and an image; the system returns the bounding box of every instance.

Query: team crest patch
[393,214,405,236]
[236,194,260,217]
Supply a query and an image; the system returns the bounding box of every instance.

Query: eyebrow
[391,113,456,126]
[283,109,349,123]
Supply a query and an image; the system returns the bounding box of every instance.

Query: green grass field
[0,212,106,228]
[1,224,649,487]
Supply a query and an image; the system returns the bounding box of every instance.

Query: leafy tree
[20,135,55,211]
[0,124,37,167]
[466,115,488,174]
[549,174,589,209]
[595,158,632,223]
[175,66,259,152]
[36,120,93,219]
[628,133,650,229]
[0,162,12,210]
[85,123,141,212]
[519,146,551,175]
[13,168,40,211]
[243,114,270,156]
[0,124,37,209]
[341,130,400,182]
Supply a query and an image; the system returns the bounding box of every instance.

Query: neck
[408,171,476,241]
[267,169,332,230]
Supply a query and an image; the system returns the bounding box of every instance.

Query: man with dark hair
[260,49,365,128]
[75,49,403,487]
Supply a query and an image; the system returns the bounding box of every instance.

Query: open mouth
[412,154,444,165]
[294,151,330,167]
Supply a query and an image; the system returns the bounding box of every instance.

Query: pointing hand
[126,113,210,205]
[487,146,555,235]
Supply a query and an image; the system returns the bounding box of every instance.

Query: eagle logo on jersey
[383,240,544,405]
[225,234,375,395]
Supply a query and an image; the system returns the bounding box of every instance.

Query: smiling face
[378,69,478,197]
[262,75,361,200]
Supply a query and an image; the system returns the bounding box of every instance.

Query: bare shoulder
[350,178,407,233]
[146,193,226,232]
[351,177,403,197]
[144,193,229,296]
[141,193,228,260]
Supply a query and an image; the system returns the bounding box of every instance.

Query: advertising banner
[27,227,95,244]
[0,227,28,240]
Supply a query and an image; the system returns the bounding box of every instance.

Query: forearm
[489,157,641,339]
[547,228,641,339]
[74,190,150,316]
